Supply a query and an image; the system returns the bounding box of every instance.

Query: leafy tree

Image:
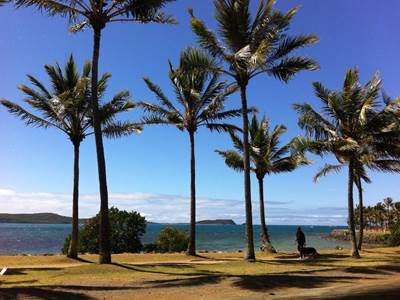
[1,56,140,259]
[189,0,319,260]
[155,227,189,253]
[388,219,400,246]
[294,68,400,257]
[12,0,176,264]
[62,207,146,254]
[139,47,241,256]
[217,114,309,252]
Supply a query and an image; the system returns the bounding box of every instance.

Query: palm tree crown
[217,114,310,179]
[14,0,176,31]
[294,68,400,179]
[1,55,141,141]
[189,0,319,85]
[139,47,241,134]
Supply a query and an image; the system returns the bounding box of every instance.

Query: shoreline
[325,229,390,246]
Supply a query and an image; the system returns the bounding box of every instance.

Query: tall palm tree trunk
[187,131,196,256]
[67,142,80,259]
[348,160,360,258]
[240,85,255,261]
[357,179,364,251]
[257,177,276,253]
[92,26,111,264]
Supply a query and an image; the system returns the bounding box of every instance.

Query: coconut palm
[138,47,241,256]
[216,114,310,253]
[0,56,141,259]
[12,0,175,263]
[294,68,400,257]
[189,0,319,260]
[383,197,394,229]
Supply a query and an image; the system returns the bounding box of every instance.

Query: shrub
[389,220,400,246]
[62,207,146,254]
[155,226,189,253]
[142,243,158,253]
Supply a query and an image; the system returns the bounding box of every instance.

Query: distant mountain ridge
[0,213,87,224]
[197,219,236,225]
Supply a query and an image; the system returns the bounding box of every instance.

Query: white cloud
[0,188,347,225]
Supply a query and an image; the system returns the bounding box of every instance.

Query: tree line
[1,0,400,263]
[355,197,400,231]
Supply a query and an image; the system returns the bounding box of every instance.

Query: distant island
[197,219,236,225]
[0,213,88,224]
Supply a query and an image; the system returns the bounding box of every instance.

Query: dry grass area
[0,247,399,299]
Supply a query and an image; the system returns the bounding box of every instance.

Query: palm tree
[383,197,394,230]
[216,114,310,253]
[294,68,400,258]
[138,47,241,256]
[354,173,368,250]
[0,56,140,259]
[394,202,400,222]
[12,0,176,263]
[189,0,319,260]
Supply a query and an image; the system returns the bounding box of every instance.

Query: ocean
[0,223,348,255]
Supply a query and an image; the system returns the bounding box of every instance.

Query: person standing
[296,227,306,249]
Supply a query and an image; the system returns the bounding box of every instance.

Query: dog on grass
[298,245,319,259]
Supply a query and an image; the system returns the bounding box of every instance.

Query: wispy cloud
[0,188,346,225]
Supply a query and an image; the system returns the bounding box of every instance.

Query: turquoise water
[0,223,348,255]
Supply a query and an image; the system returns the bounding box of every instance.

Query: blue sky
[1,0,400,225]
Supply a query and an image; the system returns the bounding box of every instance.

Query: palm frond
[102,121,142,139]
[215,149,244,172]
[314,164,343,183]
[270,35,319,61]
[205,123,240,133]
[143,77,178,113]
[293,103,335,139]
[189,9,227,59]
[267,57,319,82]
[214,0,251,52]
[14,0,83,21]
[0,99,60,130]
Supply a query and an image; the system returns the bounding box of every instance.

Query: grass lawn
[0,247,400,299]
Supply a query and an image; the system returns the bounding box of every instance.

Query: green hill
[197,219,236,225]
[0,213,87,224]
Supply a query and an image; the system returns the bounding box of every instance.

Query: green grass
[0,247,399,300]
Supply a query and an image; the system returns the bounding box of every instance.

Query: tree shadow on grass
[72,257,94,264]
[0,287,95,300]
[111,262,225,277]
[231,273,362,292]
[6,268,64,275]
[342,264,400,275]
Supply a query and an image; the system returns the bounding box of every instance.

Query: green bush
[62,207,146,254]
[142,243,158,253]
[155,226,189,253]
[389,220,400,246]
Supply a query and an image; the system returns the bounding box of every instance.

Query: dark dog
[298,245,319,259]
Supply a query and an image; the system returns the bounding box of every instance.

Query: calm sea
[0,223,348,255]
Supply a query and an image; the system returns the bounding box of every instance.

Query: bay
[0,223,348,255]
